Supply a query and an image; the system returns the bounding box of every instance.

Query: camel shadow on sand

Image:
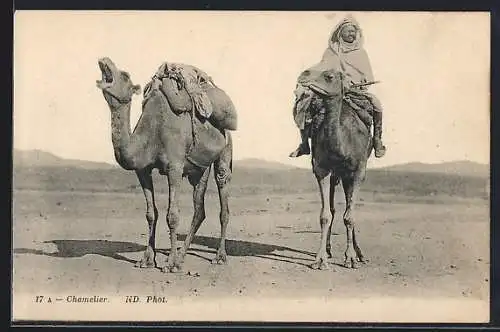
[13,240,143,265]
[13,235,316,268]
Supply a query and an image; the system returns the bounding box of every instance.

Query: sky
[13,11,490,169]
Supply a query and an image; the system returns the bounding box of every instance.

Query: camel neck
[109,102,133,167]
[322,95,344,149]
[323,95,343,126]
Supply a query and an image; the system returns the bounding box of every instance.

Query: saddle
[144,62,238,131]
[142,65,231,170]
[307,90,374,139]
[295,66,374,133]
[343,91,374,127]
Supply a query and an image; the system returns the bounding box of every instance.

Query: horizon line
[12,148,490,169]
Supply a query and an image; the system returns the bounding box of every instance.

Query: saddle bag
[159,78,238,131]
[160,77,193,114]
[203,84,238,131]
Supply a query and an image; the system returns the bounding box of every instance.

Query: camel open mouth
[98,61,114,84]
[96,58,117,90]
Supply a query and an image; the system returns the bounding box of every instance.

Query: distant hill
[12,149,489,199]
[236,158,490,178]
[13,149,117,170]
[13,149,489,178]
[380,161,489,178]
[13,151,300,171]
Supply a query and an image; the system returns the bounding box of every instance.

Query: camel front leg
[341,173,366,269]
[212,155,232,265]
[135,168,158,268]
[311,168,332,270]
[326,174,339,259]
[162,165,183,273]
[178,166,211,263]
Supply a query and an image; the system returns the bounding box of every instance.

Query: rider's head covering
[328,15,364,53]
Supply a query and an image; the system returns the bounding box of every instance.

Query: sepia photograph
[12,10,490,323]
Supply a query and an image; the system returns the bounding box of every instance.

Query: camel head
[96,57,142,106]
[300,69,344,98]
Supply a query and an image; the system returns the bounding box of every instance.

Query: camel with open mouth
[96,57,235,272]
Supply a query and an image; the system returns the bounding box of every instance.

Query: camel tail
[227,131,233,173]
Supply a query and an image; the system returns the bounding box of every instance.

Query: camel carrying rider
[289,15,387,158]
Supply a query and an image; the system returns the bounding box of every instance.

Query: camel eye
[324,72,334,81]
[121,72,130,80]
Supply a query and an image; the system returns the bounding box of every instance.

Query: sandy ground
[12,189,490,322]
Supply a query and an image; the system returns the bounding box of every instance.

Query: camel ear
[132,84,142,95]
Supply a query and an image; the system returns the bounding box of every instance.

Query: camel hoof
[211,253,228,265]
[170,265,182,273]
[211,259,226,265]
[358,256,368,264]
[134,260,156,269]
[344,258,359,269]
[162,265,183,273]
[310,260,329,270]
[326,251,333,259]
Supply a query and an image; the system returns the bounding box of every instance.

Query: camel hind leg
[212,134,233,265]
[178,166,211,263]
[135,167,158,268]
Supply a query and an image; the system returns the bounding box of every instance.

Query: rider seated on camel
[289,15,387,158]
